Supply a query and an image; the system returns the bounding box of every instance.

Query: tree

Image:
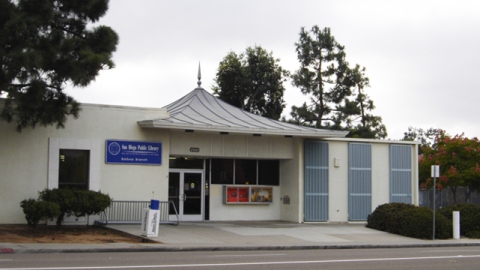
[419,132,480,203]
[289,26,354,129]
[345,65,387,139]
[0,0,119,131]
[288,26,386,137]
[402,126,443,155]
[213,45,289,120]
[403,126,442,150]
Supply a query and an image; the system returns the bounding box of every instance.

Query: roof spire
[197,62,202,88]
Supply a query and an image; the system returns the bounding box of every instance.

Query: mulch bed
[0,224,158,244]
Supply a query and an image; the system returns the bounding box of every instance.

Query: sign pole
[431,165,440,240]
[433,175,436,240]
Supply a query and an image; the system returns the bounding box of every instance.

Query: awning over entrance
[137,87,348,138]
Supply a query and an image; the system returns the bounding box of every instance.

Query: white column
[453,211,460,240]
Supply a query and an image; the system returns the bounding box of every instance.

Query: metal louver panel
[304,141,329,221]
[349,143,372,221]
[390,145,412,204]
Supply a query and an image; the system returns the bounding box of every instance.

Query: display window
[223,186,272,204]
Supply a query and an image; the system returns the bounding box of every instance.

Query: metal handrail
[95,200,179,226]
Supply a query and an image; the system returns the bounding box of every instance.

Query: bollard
[453,211,460,239]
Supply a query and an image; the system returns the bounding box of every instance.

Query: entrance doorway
[168,170,204,221]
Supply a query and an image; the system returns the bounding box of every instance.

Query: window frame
[48,138,100,191]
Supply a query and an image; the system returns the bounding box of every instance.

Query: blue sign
[106,140,162,165]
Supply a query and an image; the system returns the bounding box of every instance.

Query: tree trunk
[450,187,457,204]
[56,213,65,228]
[466,187,472,203]
[358,86,366,127]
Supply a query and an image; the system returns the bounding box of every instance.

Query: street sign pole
[431,165,440,240]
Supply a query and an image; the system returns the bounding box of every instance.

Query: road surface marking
[209,254,286,257]
[3,254,480,269]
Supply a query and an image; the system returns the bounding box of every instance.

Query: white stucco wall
[0,103,170,224]
[371,143,391,210]
[327,141,350,222]
[279,138,304,223]
[169,130,294,159]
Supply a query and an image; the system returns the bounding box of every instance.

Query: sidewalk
[2,221,480,254]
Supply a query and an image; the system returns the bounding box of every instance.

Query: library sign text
[106,140,162,165]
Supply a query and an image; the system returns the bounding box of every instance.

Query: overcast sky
[64,0,480,140]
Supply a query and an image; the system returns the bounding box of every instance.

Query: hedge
[366,203,416,234]
[438,203,480,236]
[367,203,452,240]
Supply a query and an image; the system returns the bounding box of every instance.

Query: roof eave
[137,120,348,138]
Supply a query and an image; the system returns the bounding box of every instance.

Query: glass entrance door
[168,170,203,221]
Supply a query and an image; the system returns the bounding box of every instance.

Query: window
[59,149,90,190]
[210,158,279,186]
[234,159,257,185]
[258,160,279,185]
[211,159,234,184]
[48,138,100,191]
[169,157,204,169]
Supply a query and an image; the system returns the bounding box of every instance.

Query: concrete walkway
[2,221,480,253]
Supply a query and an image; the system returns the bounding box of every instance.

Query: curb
[9,242,480,254]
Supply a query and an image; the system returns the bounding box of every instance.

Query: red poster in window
[238,188,249,202]
[227,187,237,203]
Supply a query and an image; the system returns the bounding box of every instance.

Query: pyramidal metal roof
[137,87,348,138]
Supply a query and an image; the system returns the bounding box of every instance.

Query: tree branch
[9,83,62,91]
[51,25,86,40]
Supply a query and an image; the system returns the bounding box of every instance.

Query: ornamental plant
[38,188,112,227]
[419,132,480,203]
[19,199,61,230]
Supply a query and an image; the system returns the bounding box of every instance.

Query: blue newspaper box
[150,199,159,210]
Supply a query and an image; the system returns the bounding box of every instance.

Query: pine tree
[0,0,118,131]
[345,65,387,139]
[213,46,289,120]
[289,26,354,129]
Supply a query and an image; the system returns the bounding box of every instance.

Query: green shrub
[398,206,452,239]
[367,203,416,233]
[73,189,112,216]
[465,231,480,239]
[38,188,112,227]
[367,203,454,240]
[19,199,60,230]
[438,203,480,236]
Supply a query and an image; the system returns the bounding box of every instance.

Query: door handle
[180,194,187,201]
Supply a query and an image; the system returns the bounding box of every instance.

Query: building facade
[0,84,419,225]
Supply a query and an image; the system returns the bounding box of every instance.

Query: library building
[0,73,419,225]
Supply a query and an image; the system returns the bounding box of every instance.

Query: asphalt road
[2,246,480,270]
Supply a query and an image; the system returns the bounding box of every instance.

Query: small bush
[20,199,60,230]
[398,206,452,239]
[438,203,480,236]
[38,188,112,227]
[367,203,416,233]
